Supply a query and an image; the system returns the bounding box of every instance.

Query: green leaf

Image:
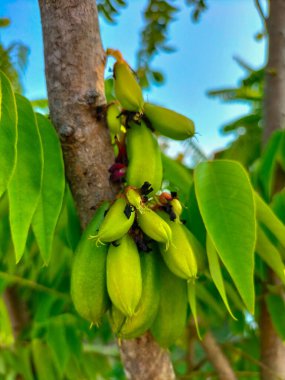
[257,130,284,201]
[32,114,65,264]
[255,225,285,285]
[0,71,17,198]
[255,192,285,248]
[206,234,236,319]
[162,153,192,202]
[47,322,70,374]
[195,282,225,318]
[194,160,256,313]
[32,339,59,380]
[8,94,43,263]
[266,294,285,341]
[187,281,201,339]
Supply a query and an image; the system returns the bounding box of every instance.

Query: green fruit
[151,258,188,347]
[143,102,195,140]
[158,211,197,280]
[126,121,163,194]
[90,197,135,245]
[71,202,110,324]
[106,102,122,139]
[137,208,172,249]
[107,234,142,317]
[110,249,160,338]
[114,61,144,112]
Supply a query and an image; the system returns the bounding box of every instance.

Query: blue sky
[0,0,266,155]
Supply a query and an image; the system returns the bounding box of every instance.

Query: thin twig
[254,0,268,33]
[224,343,284,380]
[0,271,69,301]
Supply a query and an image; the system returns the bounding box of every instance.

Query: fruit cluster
[71,50,202,347]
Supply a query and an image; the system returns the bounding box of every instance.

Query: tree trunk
[261,1,285,379]
[38,1,175,379]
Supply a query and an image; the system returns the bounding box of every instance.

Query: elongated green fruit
[107,102,121,137]
[90,197,135,244]
[125,187,145,213]
[108,50,144,113]
[184,227,207,272]
[144,102,195,140]
[71,202,110,324]
[158,211,197,280]
[107,234,142,317]
[126,121,163,194]
[110,249,160,338]
[137,208,172,249]
[151,258,188,347]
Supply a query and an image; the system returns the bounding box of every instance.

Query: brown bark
[3,286,29,340]
[201,331,237,380]
[38,1,175,379]
[120,332,175,380]
[263,0,285,141]
[261,1,285,379]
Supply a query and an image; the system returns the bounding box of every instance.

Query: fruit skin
[106,102,121,140]
[137,208,172,249]
[70,202,111,324]
[158,211,198,280]
[107,234,142,317]
[113,61,144,113]
[126,121,163,194]
[90,197,135,245]
[143,102,195,140]
[151,257,188,348]
[110,248,161,339]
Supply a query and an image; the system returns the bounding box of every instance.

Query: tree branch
[38,1,175,378]
[200,331,237,380]
[254,0,268,33]
[261,1,285,379]
[3,287,29,341]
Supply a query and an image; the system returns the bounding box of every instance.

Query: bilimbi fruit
[107,234,142,317]
[71,202,110,324]
[110,249,160,339]
[106,102,122,141]
[143,102,195,140]
[158,210,198,280]
[90,197,135,245]
[137,208,172,249]
[126,121,163,194]
[151,259,188,347]
[107,49,144,113]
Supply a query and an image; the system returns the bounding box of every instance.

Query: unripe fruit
[151,257,188,347]
[170,198,183,220]
[106,102,122,140]
[143,102,195,140]
[110,249,160,338]
[107,49,144,113]
[107,234,142,317]
[158,211,197,280]
[126,121,163,194]
[125,186,145,213]
[137,208,172,249]
[90,197,135,245]
[71,202,110,324]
